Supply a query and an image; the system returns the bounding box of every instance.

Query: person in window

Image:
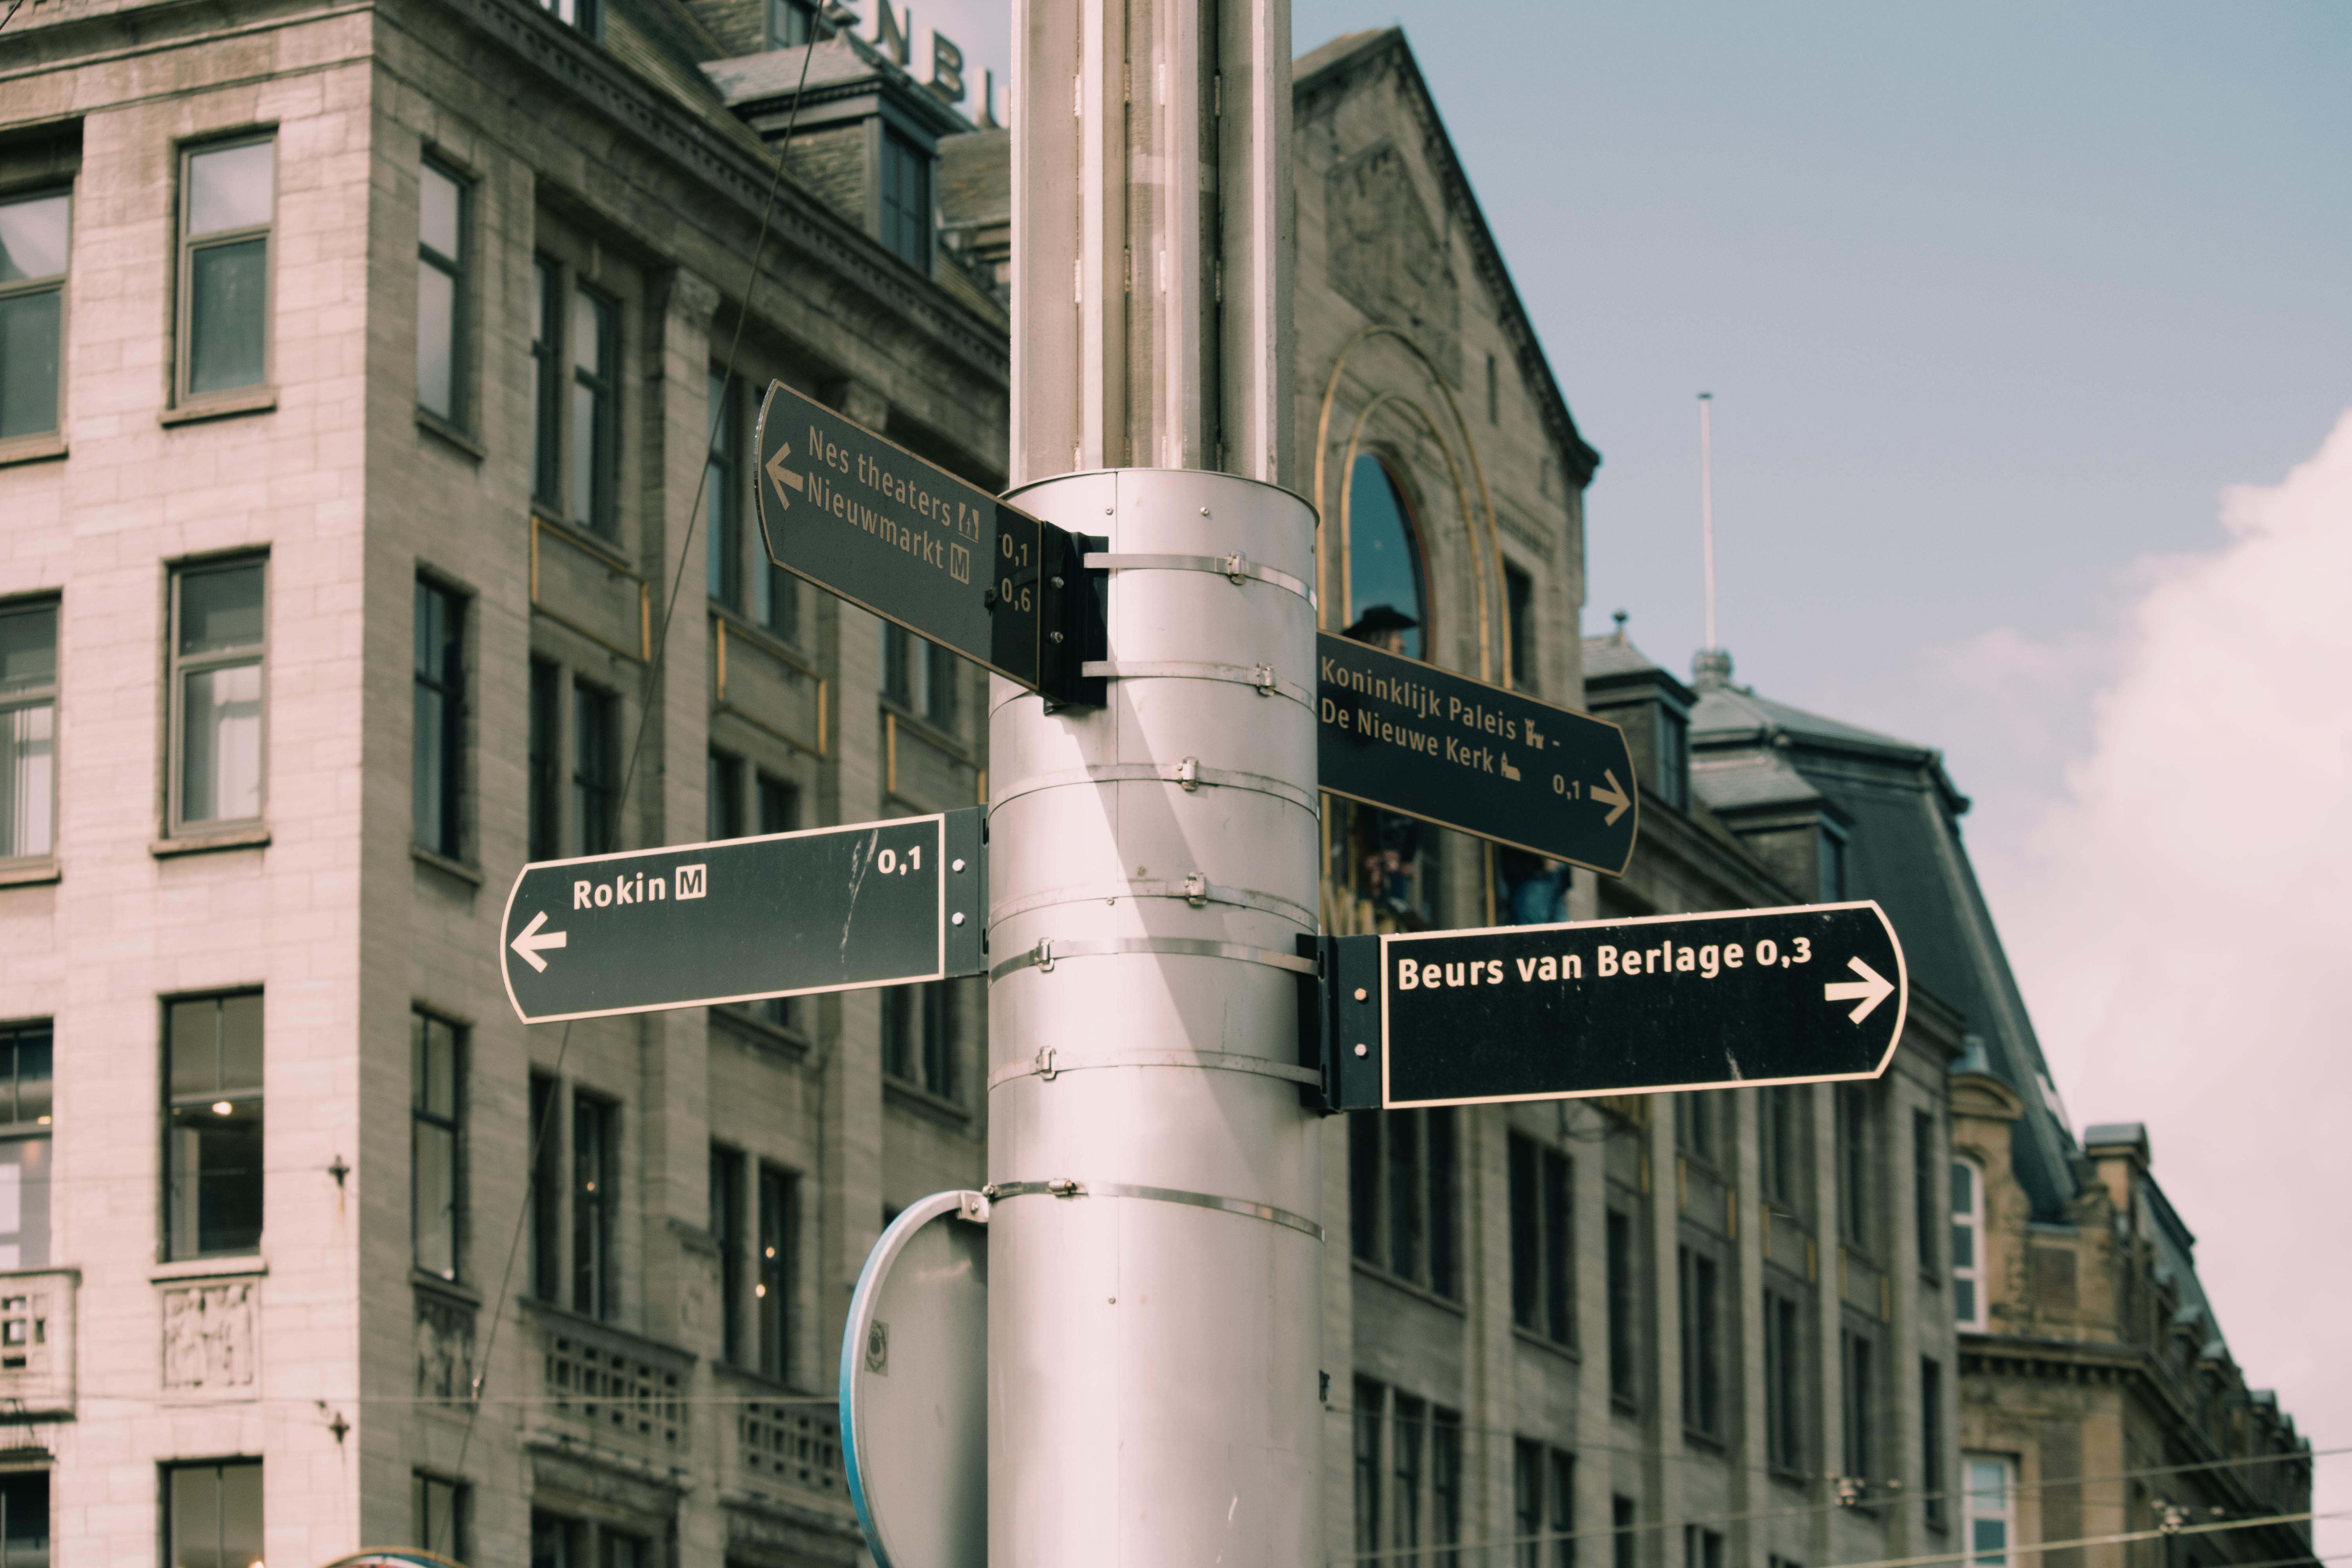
[1344,606,1424,918]
[1498,846,1568,926]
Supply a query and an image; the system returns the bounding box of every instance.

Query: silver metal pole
[1699,390,1717,652]
[993,1,1318,1563]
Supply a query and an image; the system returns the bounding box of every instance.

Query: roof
[702,32,976,138]
[938,127,1010,226]
[1294,28,1601,489]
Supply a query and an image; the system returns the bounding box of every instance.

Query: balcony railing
[0,1270,74,1418]
[528,1306,692,1461]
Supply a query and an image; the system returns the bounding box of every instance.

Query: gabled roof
[1295,28,1601,489]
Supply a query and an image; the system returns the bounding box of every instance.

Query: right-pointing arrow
[510,909,569,974]
[1823,956,1894,1024]
[1590,769,1632,827]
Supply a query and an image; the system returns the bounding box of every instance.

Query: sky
[875,0,2352,1543]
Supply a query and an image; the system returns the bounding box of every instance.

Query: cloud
[1976,411,2352,1538]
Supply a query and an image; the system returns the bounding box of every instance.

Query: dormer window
[1655,702,1689,810]
[768,0,817,47]
[879,129,932,271]
[1819,824,1848,902]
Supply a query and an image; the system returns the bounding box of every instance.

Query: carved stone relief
[162,1280,254,1390]
[1327,140,1462,377]
[416,1292,477,1404]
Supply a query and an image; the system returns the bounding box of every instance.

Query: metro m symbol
[674,864,707,900]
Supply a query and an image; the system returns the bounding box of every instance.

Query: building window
[754,777,799,1028]
[768,0,817,45]
[1343,454,1427,659]
[1922,1357,1947,1530]
[164,992,263,1259]
[1611,1496,1637,1568]
[1673,1091,1717,1166]
[1684,1526,1725,1568]
[572,1092,617,1318]
[1820,826,1848,902]
[1835,1083,1871,1249]
[1951,1158,1987,1330]
[603,1532,648,1568]
[878,129,932,270]
[1392,1392,1424,1564]
[570,285,618,536]
[531,259,562,505]
[1963,1454,2013,1568]
[1762,1086,1804,1210]
[1655,702,1689,811]
[571,683,618,855]
[0,1022,52,1271]
[535,0,600,37]
[1763,1287,1804,1472]
[414,580,464,858]
[883,623,956,729]
[1514,1439,1542,1568]
[710,1145,744,1363]
[1433,1409,1463,1568]
[169,557,267,833]
[707,371,742,611]
[1504,561,1536,692]
[0,1470,46,1566]
[1353,1376,1383,1557]
[1349,1108,1458,1299]
[1913,1111,1938,1273]
[1513,1442,1574,1568]
[528,659,561,860]
[1486,351,1499,424]
[757,1163,795,1381]
[883,983,958,1101]
[529,1073,562,1301]
[414,1472,468,1562]
[1508,1132,1572,1345]
[167,1460,261,1568]
[416,158,468,424]
[1677,1245,1723,1439]
[1606,1207,1638,1407]
[411,1010,462,1280]
[708,750,744,841]
[0,190,69,441]
[1842,1329,1877,1481]
[178,139,273,399]
[0,601,56,862]
[532,1509,584,1568]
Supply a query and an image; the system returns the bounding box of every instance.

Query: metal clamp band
[987,1047,1322,1091]
[1082,551,1317,608]
[989,761,1320,816]
[1078,660,1313,709]
[989,876,1316,930]
[989,935,1321,983]
[983,1178,1325,1243]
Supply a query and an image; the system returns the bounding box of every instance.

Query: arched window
[1951,1156,1988,1330]
[1345,454,1427,661]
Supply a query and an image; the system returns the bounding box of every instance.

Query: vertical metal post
[1699,390,1717,652]
[994,2,1316,1564]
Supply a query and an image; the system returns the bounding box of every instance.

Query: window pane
[188,238,267,393]
[570,377,600,529]
[188,143,274,235]
[417,1016,456,1119]
[416,1118,456,1277]
[1,702,54,859]
[571,288,605,374]
[181,662,263,823]
[1345,455,1426,659]
[218,991,263,1091]
[169,1466,221,1568]
[0,289,63,439]
[0,608,54,691]
[168,1101,263,1256]
[0,1469,48,1563]
[417,258,456,419]
[13,1027,51,1126]
[420,165,461,259]
[0,1135,52,1270]
[0,194,69,281]
[181,563,264,653]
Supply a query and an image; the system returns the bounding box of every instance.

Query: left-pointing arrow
[765,441,804,512]
[511,909,568,973]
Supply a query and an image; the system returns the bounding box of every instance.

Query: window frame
[1952,1156,1988,1331]
[1349,1108,1460,1300]
[1842,1328,1877,1481]
[756,1161,795,1382]
[414,1470,469,1563]
[707,748,744,842]
[1835,1082,1873,1252]
[0,596,58,865]
[570,680,619,857]
[1655,700,1690,811]
[174,135,276,407]
[706,370,742,612]
[883,982,960,1102]
[166,553,270,837]
[0,1020,53,1275]
[877,125,933,272]
[1605,1206,1639,1409]
[528,1072,563,1302]
[1507,1131,1573,1347]
[568,281,619,537]
[162,990,265,1262]
[0,185,71,446]
[165,1459,264,1568]
[530,258,563,506]
[413,577,466,860]
[415,155,471,428]
[1504,560,1536,693]
[527,657,563,860]
[410,1009,463,1281]
[709,1143,745,1364]
[1962,1452,2014,1568]
[1922,1356,1948,1530]
[1342,452,1432,661]
[1763,1285,1805,1474]
[571,1089,617,1319]
[1677,1243,1724,1441]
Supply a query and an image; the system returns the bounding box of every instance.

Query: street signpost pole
[991,3,1317,1565]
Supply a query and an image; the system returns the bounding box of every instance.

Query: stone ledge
[0,434,66,468]
[150,1255,267,1285]
[151,827,271,858]
[159,387,278,426]
[416,407,487,459]
[411,842,485,885]
[0,860,60,888]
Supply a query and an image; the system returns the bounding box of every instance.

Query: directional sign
[756,380,1062,690]
[500,809,985,1025]
[1317,632,1639,875]
[1308,901,1906,1111]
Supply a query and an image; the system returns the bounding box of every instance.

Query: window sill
[709,1005,811,1059]
[411,843,485,886]
[416,408,486,459]
[530,508,634,575]
[1768,1465,1815,1492]
[1682,1426,1729,1455]
[0,433,65,467]
[1511,1323,1581,1364]
[1348,1258,1468,1316]
[881,699,976,765]
[883,1076,970,1127]
[151,1255,267,1284]
[412,1269,480,1305]
[711,605,818,678]
[160,387,277,426]
[1610,1395,1641,1420]
[0,860,60,888]
[152,827,270,859]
